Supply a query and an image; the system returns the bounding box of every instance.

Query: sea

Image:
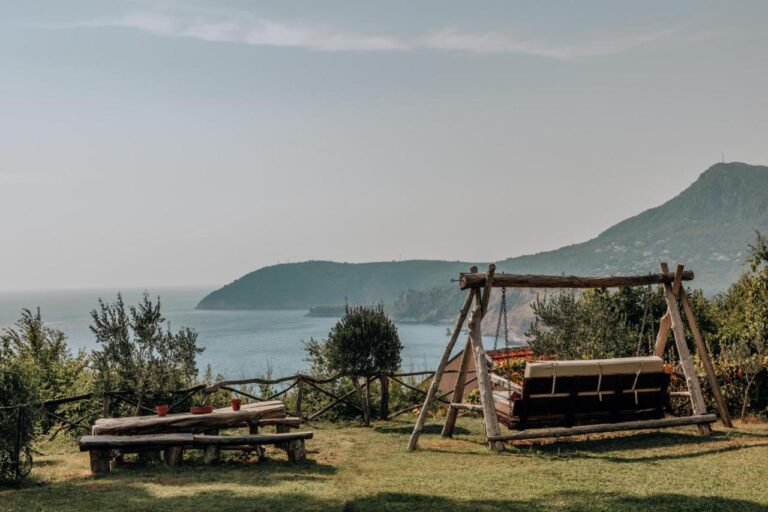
[0,287,459,379]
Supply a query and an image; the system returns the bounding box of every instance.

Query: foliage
[526,286,667,360]
[0,341,37,483]
[711,232,768,419]
[324,304,402,378]
[90,293,203,414]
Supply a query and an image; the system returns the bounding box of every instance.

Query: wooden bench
[80,431,313,475]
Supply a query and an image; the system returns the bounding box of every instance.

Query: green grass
[2,417,768,512]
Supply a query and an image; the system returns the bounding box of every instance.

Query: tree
[0,340,36,483]
[324,304,402,425]
[1,308,88,404]
[90,293,203,414]
[715,232,768,419]
[526,286,667,360]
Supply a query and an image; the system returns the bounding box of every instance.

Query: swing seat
[497,356,672,429]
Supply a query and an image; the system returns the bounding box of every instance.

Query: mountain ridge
[197,162,768,311]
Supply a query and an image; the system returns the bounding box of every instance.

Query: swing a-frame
[407,263,733,452]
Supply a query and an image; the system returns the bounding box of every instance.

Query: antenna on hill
[722,152,725,163]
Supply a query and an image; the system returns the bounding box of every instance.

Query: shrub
[90,293,203,415]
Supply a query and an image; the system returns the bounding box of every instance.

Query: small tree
[90,293,203,415]
[0,340,37,483]
[324,304,402,425]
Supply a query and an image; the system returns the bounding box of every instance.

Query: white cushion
[523,356,664,378]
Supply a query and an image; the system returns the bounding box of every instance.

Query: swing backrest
[510,356,670,428]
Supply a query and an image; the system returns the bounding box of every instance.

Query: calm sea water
[0,287,455,378]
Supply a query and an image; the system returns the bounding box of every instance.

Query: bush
[0,342,37,483]
[90,293,203,415]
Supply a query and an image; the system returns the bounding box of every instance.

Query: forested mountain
[198,162,768,313]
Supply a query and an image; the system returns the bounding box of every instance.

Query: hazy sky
[1,1,767,290]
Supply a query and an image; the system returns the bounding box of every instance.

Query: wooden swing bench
[407,263,731,452]
[484,356,716,442]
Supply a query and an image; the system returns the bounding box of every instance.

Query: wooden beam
[407,267,477,451]
[654,311,672,357]
[460,271,694,290]
[470,265,505,451]
[449,403,483,412]
[441,338,473,438]
[487,414,717,442]
[680,288,733,428]
[659,263,711,436]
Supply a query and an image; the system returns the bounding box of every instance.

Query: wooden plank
[80,433,194,451]
[487,414,717,442]
[470,265,505,452]
[460,271,694,290]
[192,432,313,445]
[679,288,733,428]
[659,263,711,436]
[91,400,286,435]
[407,267,476,451]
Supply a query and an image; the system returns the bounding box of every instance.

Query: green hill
[197,162,768,311]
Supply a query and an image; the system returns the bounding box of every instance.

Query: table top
[92,400,286,435]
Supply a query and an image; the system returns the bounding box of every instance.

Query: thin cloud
[66,12,680,59]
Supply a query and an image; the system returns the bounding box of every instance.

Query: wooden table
[92,401,287,435]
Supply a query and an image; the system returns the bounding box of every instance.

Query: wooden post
[441,337,473,438]
[470,265,504,451]
[248,423,266,460]
[295,378,304,420]
[89,449,111,476]
[102,395,111,418]
[660,263,711,435]
[165,446,183,467]
[680,288,733,428]
[654,311,672,357]
[364,378,372,427]
[379,374,389,420]
[203,428,221,464]
[407,267,476,451]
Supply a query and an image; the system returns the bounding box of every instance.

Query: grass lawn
[2,417,767,512]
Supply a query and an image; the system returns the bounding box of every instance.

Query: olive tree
[324,304,402,425]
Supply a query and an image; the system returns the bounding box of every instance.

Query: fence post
[295,377,304,420]
[379,374,389,420]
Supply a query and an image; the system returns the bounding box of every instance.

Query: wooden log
[286,439,306,462]
[92,400,286,435]
[449,403,483,412]
[192,432,313,445]
[406,268,476,451]
[460,271,694,290]
[203,428,220,464]
[80,433,194,451]
[89,449,111,476]
[487,414,717,442]
[654,311,672,357]
[442,338,474,438]
[164,446,183,467]
[660,263,711,436]
[679,287,733,428]
[470,266,505,451]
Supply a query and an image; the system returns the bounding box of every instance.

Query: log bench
[80,431,314,475]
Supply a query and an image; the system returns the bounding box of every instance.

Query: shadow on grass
[373,424,471,436]
[6,487,767,512]
[524,430,768,463]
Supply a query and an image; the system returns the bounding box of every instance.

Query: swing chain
[493,287,510,351]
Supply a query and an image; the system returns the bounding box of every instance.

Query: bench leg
[276,424,290,434]
[286,439,306,462]
[249,424,266,461]
[165,446,183,467]
[89,449,111,476]
[203,429,220,464]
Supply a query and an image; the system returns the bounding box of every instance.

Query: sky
[1,1,767,291]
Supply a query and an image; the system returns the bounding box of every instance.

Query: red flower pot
[156,404,169,417]
[231,398,241,411]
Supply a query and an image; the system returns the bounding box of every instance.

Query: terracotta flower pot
[156,404,169,417]
[190,405,213,415]
[231,398,241,411]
